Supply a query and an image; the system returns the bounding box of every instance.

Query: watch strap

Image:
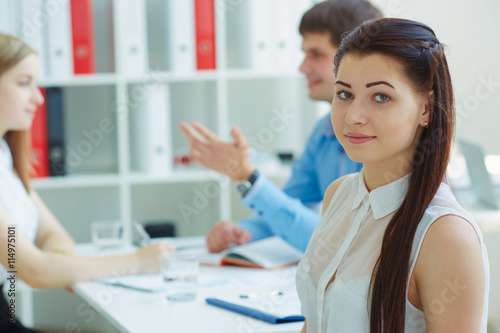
[237,170,259,197]
[247,170,259,185]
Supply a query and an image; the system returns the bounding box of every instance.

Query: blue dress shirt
[238,114,362,251]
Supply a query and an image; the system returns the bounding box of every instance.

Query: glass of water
[91,220,124,250]
[160,252,198,301]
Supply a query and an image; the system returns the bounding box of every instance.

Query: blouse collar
[351,170,411,220]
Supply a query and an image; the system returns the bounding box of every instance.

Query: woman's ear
[421,90,434,126]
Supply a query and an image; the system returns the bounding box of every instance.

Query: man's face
[299,32,338,103]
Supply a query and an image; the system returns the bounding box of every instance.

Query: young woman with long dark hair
[296,18,489,332]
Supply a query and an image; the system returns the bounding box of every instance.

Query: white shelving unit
[28,0,318,245]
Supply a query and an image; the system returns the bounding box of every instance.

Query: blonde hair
[0,33,37,192]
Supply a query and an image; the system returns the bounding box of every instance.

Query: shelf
[38,70,303,87]
[224,70,303,80]
[125,71,218,84]
[32,171,221,189]
[31,174,121,190]
[39,74,118,87]
[128,169,220,185]
[124,70,302,84]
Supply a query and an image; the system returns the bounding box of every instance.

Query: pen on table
[134,222,151,246]
[239,290,283,298]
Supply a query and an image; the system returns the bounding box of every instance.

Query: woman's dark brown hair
[333,18,454,332]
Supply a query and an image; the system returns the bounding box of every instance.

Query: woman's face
[331,53,430,172]
[0,54,44,136]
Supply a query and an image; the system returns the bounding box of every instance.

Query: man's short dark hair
[299,0,383,47]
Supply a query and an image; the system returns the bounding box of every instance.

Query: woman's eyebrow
[366,81,395,89]
[335,80,396,89]
[335,80,351,88]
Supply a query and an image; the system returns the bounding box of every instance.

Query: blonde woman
[0,34,174,332]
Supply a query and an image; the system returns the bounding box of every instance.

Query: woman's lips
[345,133,376,144]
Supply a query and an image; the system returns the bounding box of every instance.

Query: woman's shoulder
[422,214,482,253]
[412,183,487,289]
[412,213,486,328]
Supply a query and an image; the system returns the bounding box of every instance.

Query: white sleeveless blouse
[0,139,39,284]
[296,171,489,332]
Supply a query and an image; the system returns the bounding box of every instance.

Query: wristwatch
[236,170,259,197]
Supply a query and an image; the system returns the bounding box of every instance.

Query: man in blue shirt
[180,0,382,252]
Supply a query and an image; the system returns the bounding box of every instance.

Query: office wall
[371,0,500,154]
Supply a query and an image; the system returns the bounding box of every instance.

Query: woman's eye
[336,91,353,100]
[374,93,390,103]
[19,81,30,87]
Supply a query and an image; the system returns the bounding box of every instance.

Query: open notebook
[199,236,304,270]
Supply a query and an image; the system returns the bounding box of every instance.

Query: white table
[17,202,500,331]
[72,238,304,333]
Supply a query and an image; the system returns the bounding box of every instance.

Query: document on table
[95,272,253,292]
[96,274,165,292]
[206,289,304,324]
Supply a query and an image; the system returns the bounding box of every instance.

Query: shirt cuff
[240,172,267,207]
[237,217,274,242]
